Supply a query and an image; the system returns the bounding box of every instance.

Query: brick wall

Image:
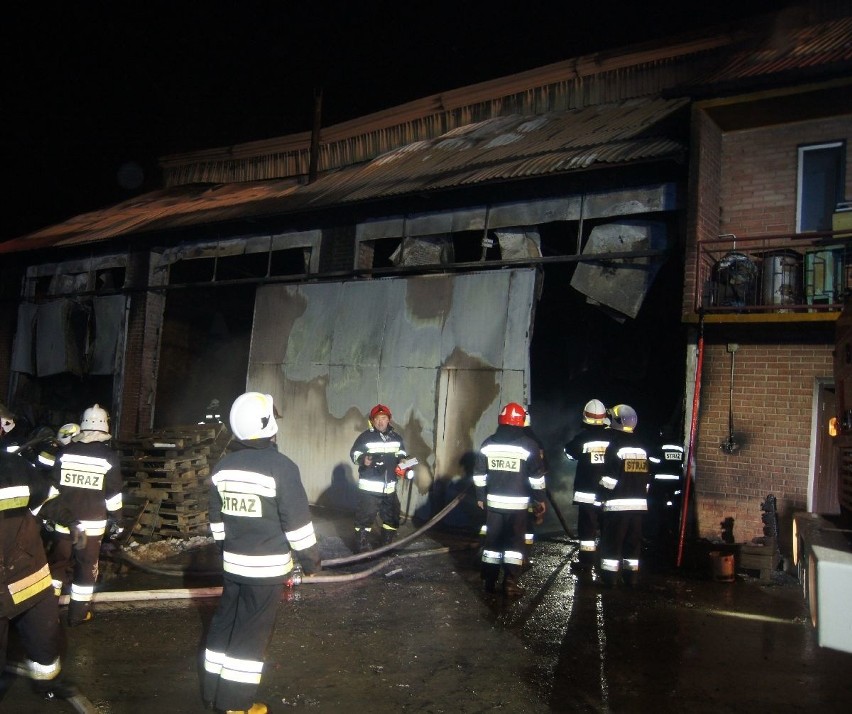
[693,341,833,546]
[682,107,723,316]
[720,116,852,237]
[685,112,851,558]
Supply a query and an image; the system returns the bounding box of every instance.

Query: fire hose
[106,486,474,585]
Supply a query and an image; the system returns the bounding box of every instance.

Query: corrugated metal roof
[1,97,688,254]
[697,16,852,85]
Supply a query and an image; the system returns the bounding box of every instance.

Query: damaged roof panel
[1,97,688,254]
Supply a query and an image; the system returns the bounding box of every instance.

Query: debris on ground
[122,535,214,562]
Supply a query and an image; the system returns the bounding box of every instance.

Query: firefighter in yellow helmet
[598,404,652,588]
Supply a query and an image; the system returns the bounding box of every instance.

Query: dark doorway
[154,284,255,428]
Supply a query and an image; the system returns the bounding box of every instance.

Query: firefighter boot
[356,530,372,553]
[68,601,93,627]
[502,577,525,597]
[381,528,396,546]
[34,677,80,702]
[482,563,499,594]
[225,704,268,714]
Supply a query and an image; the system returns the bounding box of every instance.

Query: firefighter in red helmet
[350,404,414,553]
[474,402,547,596]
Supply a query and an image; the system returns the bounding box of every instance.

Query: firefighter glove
[533,500,547,525]
[107,517,124,540]
[72,523,88,551]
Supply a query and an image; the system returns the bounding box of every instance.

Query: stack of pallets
[116,424,232,542]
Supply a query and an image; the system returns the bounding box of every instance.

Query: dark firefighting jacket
[350,426,407,496]
[564,425,612,506]
[650,442,684,493]
[473,425,546,511]
[209,440,321,583]
[51,440,123,538]
[599,430,651,512]
[0,451,60,618]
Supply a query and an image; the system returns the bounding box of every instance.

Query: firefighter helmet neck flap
[230,392,279,440]
[78,404,112,442]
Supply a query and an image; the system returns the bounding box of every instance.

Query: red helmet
[369,404,392,421]
[498,402,527,427]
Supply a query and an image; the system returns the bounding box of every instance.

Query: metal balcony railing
[696,230,852,316]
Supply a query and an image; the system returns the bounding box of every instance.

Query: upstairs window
[797,141,845,232]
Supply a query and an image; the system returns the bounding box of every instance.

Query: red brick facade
[694,341,833,543]
[687,112,852,551]
[720,117,852,237]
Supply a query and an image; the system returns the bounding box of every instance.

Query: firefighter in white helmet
[46,404,123,625]
[598,404,651,588]
[474,402,547,596]
[202,392,321,714]
[564,398,611,572]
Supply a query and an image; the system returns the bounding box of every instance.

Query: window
[797,142,845,232]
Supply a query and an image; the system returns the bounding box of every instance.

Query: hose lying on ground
[110,484,473,577]
[323,486,471,566]
[64,546,461,604]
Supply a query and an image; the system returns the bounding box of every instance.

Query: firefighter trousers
[355,490,401,532]
[600,511,644,585]
[576,503,602,565]
[47,531,102,625]
[202,579,280,712]
[481,508,527,586]
[0,592,66,693]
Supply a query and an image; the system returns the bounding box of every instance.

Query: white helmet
[58,423,81,445]
[80,404,110,434]
[230,392,279,441]
[608,404,638,433]
[582,399,608,426]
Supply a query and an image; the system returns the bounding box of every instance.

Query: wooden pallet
[115,424,230,540]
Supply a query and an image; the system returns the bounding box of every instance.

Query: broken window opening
[215,251,270,281]
[363,237,403,269]
[95,267,126,293]
[270,247,312,276]
[168,257,216,284]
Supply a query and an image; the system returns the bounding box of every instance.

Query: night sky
[5,1,787,242]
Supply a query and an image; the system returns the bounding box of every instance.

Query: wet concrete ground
[3,507,851,713]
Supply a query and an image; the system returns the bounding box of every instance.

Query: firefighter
[598,404,652,588]
[474,402,547,596]
[349,404,414,553]
[564,398,611,573]
[646,433,684,568]
[46,404,123,625]
[0,446,78,702]
[0,402,33,454]
[203,391,321,714]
